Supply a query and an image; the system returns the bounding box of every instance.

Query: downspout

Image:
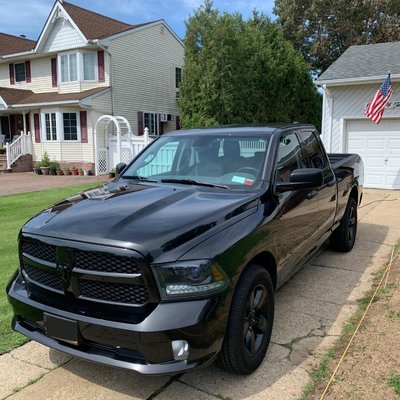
[323,84,335,152]
[95,41,115,116]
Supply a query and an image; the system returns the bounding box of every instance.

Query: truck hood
[23,182,259,262]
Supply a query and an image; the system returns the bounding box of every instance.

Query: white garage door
[346,119,400,189]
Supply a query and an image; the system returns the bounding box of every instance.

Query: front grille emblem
[56,247,74,292]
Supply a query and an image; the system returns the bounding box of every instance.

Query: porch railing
[6,132,33,170]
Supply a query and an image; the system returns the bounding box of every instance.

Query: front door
[10,114,24,137]
[0,116,10,141]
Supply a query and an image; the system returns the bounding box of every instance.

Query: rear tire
[331,197,358,252]
[216,265,274,375]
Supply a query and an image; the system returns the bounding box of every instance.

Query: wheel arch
[244,252,278,290]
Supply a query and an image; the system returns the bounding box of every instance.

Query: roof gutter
[11,100,80,108]
[317,74,400,87]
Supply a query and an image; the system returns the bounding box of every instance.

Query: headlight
[151,260,228,300]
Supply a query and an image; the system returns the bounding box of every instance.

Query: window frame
[175,67,182,89]
[58,51,98,84]
[40,109,81,142]
[144,112,159,137]
[14,62,26,83]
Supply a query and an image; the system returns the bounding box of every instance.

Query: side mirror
[275,168,323,192]
[115,163,127,175]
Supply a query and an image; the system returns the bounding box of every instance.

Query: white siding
[43,18,86,53]
[110,23,184,135]
[0,56,56,93]
[321,82,400,152]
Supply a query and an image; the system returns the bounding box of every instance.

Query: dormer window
[58,51,97,83]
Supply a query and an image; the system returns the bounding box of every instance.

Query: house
[317,42,400,189]
[0,0,184,174]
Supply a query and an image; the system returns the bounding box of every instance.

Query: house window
[82,53,96,80]
[44,113,57,141]
[175,67,182,89]
[63,113,78,141]
[59,52,97,83]
[144,112,159,136]
[60,54,78,82]
[15,63,26,82]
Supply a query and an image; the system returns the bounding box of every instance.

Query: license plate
[43,313,79,346]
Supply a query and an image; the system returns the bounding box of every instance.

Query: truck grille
[21,239,152,306]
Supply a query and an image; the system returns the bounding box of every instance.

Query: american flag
[364,73,393,124]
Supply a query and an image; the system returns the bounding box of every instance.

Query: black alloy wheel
[217,264,274,375]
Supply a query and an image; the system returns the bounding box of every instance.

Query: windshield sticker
[232,176,246,184]
[244,179,254,186]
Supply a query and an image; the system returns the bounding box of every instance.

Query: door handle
[327,180,336,187]
[307,190,318,200]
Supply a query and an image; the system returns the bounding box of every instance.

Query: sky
[0,0,275,41]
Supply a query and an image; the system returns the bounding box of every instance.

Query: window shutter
[9,64,15,85]
[34,114,40,143]
[158,115,164,135]
[137,112,144,136]
[98,50,105,82]
[175,116,181,130]
[80,111,88,143]
[25,61,31,83]
[51,58,57,87]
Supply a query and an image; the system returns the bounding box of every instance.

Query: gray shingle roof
[317,41,400,82]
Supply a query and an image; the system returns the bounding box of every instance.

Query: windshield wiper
[121,175,158,183]
[160,178,228,189]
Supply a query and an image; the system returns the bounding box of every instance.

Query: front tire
[217,265,274,375]
[331,197,358,252]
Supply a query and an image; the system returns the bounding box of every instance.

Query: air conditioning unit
[160,114,168,122]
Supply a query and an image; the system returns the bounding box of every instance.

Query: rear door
[298,129,336,236]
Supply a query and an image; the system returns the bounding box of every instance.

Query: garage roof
[317,41,400,84]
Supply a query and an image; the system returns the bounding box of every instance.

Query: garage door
[346,119,400,189]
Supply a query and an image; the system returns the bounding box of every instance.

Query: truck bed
[328,153,361,169]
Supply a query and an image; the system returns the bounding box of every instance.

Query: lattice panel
[121,149,132,164]
[97,149,108,175]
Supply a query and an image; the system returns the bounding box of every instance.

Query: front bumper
[7,272,227,375]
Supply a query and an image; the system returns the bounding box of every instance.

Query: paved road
[1,189,399,399]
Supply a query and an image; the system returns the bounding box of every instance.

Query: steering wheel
[236,167,258,175]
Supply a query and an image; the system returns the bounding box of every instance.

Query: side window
[298,131,326,169]
[276,132,305,182]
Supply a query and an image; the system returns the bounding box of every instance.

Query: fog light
[171,340,189,361]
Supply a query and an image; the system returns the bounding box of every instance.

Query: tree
[179,2,322,130]
[274,0,400,75]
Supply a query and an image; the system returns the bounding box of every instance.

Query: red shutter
[158,115,164,135]
[9,64,15,85]
[25,114,30,132]
[25,61,31,83]
[98,50,105,82]
[51,58,57,87]
[34,114,40,143]
[80,111,88,143]
[137,112,144,136]
[175,116,181,130]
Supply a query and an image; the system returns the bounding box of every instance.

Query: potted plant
[49,161,59,176]
[71,165,79,176]
[40,152,51,175]
[79,168,84,176]
[62,167,71,176]
[34,162,42,175]
[0,147,5,154]
[83,168,91,176]
[56,165,63,176]
[108,168,116,179]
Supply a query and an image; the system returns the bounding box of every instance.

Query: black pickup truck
[7,124,363,375]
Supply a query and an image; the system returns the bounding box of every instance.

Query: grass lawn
[0,183,102,354]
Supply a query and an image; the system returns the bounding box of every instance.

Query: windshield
[121,134,270,189]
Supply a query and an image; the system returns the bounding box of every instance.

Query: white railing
[5,132,33,170]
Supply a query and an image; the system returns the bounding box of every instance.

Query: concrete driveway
[1,189,399,400]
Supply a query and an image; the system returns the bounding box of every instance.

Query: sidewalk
[1,189,399,400]
[0,172,107,196]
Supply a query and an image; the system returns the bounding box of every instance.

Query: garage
[346,119,400,189]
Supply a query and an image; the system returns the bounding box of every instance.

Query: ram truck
[7,124,363,375]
